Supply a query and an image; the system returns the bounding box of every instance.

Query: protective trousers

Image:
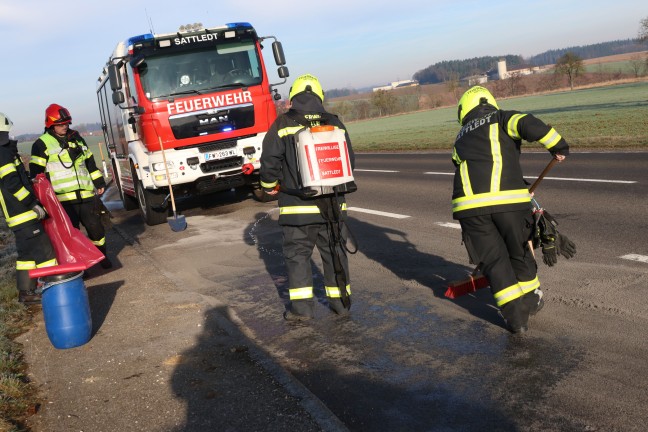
[283,223,350,317]
[459,209,539,329]
[62,200,106,248]
[14,223,57,295]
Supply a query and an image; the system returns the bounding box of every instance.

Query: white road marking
[523,176,636,184]
[436,222,461,229]
[423,171,636,185]
[424,171,454,175]
[355,169,399,173]
[620,254,648,264]
[348,207,410,219]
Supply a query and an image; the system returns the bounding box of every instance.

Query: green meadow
[17,80,648,157]
[346,80,648,151]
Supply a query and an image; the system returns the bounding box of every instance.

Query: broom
[444,158,558,299]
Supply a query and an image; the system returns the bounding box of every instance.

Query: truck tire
[132,167,167,226]
[115,161,138,211]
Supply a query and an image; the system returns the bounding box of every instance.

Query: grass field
[17,80,648,158]
[346,80,648,151]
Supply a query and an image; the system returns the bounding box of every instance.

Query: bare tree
[445,72,461,103]
[639,16,648,42]
[628,55,645,77]
[555,52,584,90]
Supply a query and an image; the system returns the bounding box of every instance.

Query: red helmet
[45,104,72,128]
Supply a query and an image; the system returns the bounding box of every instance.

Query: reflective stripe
[452,189,531,213]
[280,203,347,215]
[92,237,106,247]
[506,114,527,139]
[489,124,502,193]
[452,147,462,165]
[16,260,36,270]
[289,286,314,300]
[30,155,47,167]
[325,285,351,298]
[459,162,473,196]
[37,258,58,268]
[278,126,304,138]
[519,276,540,294]
[14,186,30,201]
[90,170,103,180]
[0,162,15,178]
[6,210,37,227]
[280,206,321,215]
[260,179,278,188]
[539,128,562,150]
[494,282,525,307]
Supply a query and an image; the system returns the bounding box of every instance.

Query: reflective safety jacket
[260,96,355,226]
[30,130,105,203]
[0,143,40,231]
[452,105,569,220]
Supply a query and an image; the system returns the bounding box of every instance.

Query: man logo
[199,115,229,126]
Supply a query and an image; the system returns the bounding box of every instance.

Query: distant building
[465,74,488,86]
[373,79,419,92]
[496,59,550,80]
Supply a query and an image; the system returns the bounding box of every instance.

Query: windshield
[138,40,263,100]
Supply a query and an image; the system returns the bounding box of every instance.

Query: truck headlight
[152,161,173,171]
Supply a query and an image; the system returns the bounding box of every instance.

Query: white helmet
[0,112,13,133]
[0,112,13,145]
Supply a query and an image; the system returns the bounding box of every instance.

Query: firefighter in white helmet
[260,74,355,320]
[0,112,57,304]
[30,104,112,269]
[452,86,573,334]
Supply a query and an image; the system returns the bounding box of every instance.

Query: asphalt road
[110,150,648,432]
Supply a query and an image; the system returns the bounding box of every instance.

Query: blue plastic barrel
[40,272,92,349]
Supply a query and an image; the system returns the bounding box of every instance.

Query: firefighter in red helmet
[30,104,112,269]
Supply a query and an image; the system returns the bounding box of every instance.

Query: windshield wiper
[169,89,203,97]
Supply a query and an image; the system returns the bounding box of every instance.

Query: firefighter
[452,86,569,334]
[0,112,57,304]
[30,104,112,269]
[260,74,355,320]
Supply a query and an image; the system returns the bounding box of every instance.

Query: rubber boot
[17,269,41,305]
[97,245,113,269]
[328,297,350,315]
[283,299,315,321]
[499,298,529,334]
[523,289,545,317]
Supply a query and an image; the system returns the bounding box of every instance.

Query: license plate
[204,148,237,161]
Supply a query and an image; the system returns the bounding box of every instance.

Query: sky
[1,0,646,135]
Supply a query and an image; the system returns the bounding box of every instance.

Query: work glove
[541,239,558,267]
[31,203,47,220]
[557,233,577,259]
[264,185,279,195]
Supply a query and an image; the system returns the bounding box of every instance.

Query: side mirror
[108,64,122,91]
[272,41,286,66]
[112,91,125,105]
[277,66,289,79]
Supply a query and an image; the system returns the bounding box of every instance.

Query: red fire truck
[96,22,288,225]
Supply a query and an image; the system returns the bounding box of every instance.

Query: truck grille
[200,156,243,173]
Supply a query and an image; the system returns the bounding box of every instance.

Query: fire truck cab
[96,22,288,225]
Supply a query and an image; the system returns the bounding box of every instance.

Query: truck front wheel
[134,176,168,226]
